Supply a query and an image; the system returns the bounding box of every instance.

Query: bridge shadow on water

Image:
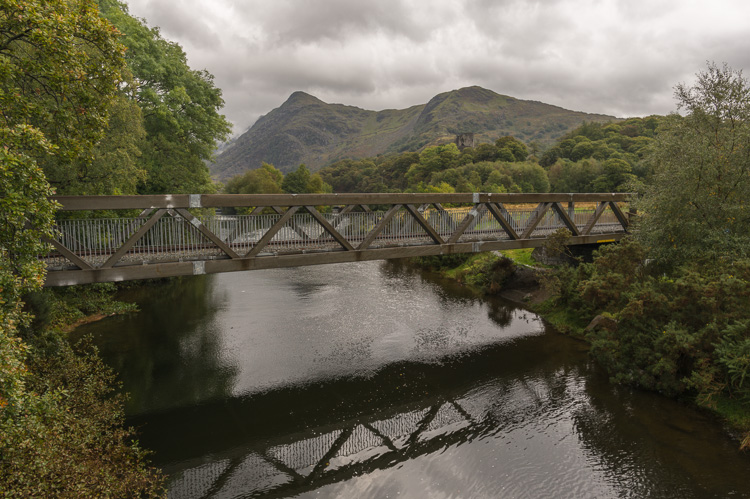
[130,324,590,499]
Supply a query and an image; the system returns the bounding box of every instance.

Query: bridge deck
[42,193,632,286]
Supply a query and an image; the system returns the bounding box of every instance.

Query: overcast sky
[124,0,750,136]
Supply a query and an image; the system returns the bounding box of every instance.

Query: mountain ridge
[210,86,618,180]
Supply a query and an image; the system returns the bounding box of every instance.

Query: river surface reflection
[73,261,750,498]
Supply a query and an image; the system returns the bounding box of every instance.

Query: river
[71,260,750,498]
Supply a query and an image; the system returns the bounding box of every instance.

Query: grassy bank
[26,283,139,334]
[409,251,517,295]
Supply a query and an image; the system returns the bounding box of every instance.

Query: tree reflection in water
[70,276,239,415]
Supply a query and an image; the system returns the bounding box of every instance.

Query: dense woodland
[222,117,659,197]
[1,0,749,495]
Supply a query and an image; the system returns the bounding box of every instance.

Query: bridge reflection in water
[168,397,493,499]
[160,378,561,499]
[134,320,590,499]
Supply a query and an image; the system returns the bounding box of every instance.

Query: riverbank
[408,249,750,451]
[29,282,139,334]
[408,249,551,305]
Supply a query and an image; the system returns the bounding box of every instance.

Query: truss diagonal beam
[406,404,442,447]
[101,209,167,269]
[447,204,486,244]
[305,205,354,251]
[272,206,309,240]
[357,204,402,250]
[361,422,399,452]
[307,427,354,482]
[581,202,608,235]
[174,208,240,259]
[245,206,300,257]
[486,203,519,240]
[608,201,630,230]
[404,204,444,245]
[43,236,94,271]
[520,202,551,239]
[259,451,305,482]
[549,202,581,236]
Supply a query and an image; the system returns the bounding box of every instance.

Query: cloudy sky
[124,0,750,136]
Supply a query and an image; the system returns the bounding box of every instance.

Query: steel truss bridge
[43,192,632,286]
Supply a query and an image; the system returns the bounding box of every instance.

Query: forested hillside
[210,86,617,180]
[320,118,659,194]
[221,117,659,197]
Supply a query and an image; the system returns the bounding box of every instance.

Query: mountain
[210,86,617,180]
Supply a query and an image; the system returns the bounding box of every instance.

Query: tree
[1,0,126,192]
[282,164,312,194]
[495,135,528,162]
[225,162,283,194]
[1,2,164,494]
[503,162,550,193]
[635,63,750,266]
[591,158,636,192]
[99,0,231,194]
[405,143,460,187]
[570,139,595,161]
[281,164,331,194]
[1,0,125,357]
[0,125,57,411]
[65,94,147,194]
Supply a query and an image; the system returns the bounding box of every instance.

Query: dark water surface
[72,261,750,498]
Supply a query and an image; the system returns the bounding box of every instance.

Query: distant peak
[284,91,324,106]
[456,85,488,92]
[452,86,501,99]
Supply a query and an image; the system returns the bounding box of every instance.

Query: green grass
[441,252,495,280]
[499,248,541,267]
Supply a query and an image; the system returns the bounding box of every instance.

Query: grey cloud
[463,0,575,53]
[236,0,432,45]
[140,1,221,48]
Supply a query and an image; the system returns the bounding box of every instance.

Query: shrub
[0,339,165,497]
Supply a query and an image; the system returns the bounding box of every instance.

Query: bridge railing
[43,193,633,286]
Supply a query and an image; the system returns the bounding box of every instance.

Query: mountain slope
[211,86,617,180]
